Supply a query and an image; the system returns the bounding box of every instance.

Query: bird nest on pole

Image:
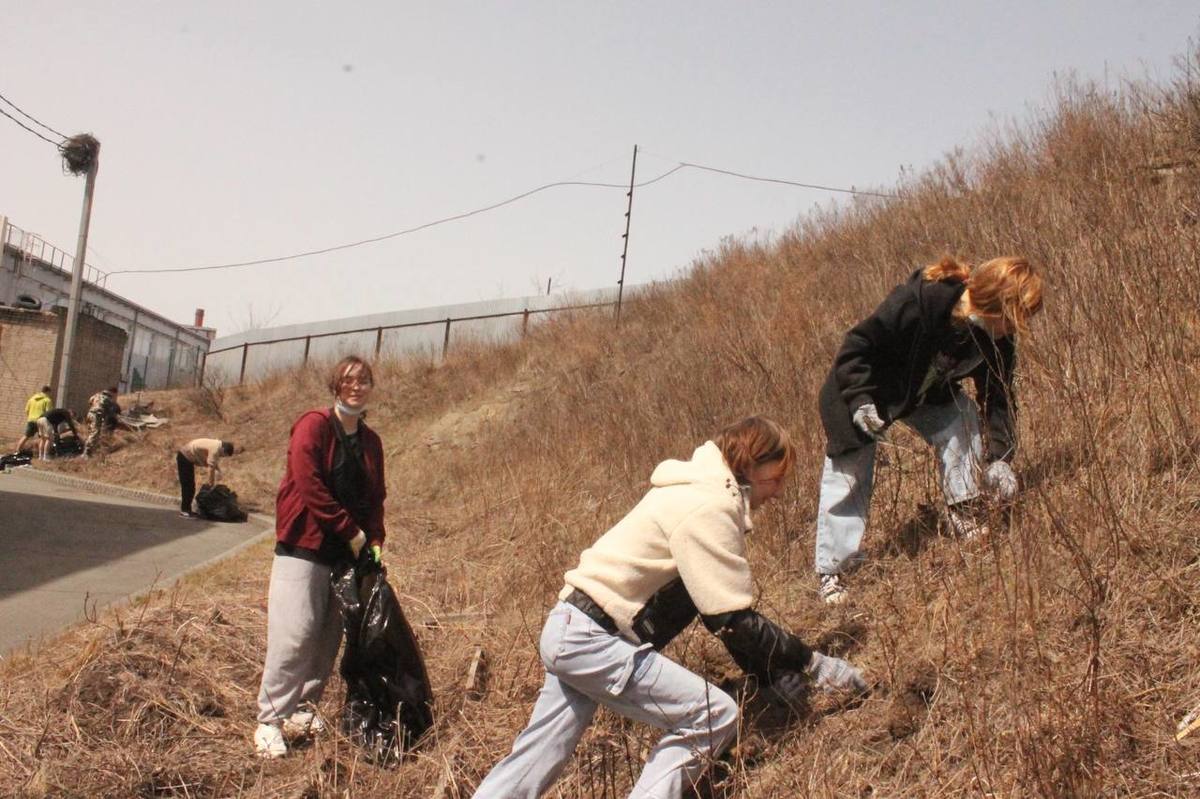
[59,133,100,175]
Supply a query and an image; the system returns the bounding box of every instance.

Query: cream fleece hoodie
[560,441,755,639]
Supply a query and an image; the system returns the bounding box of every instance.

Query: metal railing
[3,221,108,286]
[203,300,617,385]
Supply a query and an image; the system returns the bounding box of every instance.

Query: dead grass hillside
[4,51,1200,797]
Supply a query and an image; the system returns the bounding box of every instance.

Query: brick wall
[0,308,59,436]
[0,307,128,434]
[60,310,128,415]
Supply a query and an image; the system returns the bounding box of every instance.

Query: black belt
[563,588,620,636]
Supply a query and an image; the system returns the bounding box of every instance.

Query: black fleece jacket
[817,269,1019,462]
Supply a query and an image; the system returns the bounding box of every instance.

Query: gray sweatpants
[256,555,343,724]
[473,602,738,799]
[815,394,984,575]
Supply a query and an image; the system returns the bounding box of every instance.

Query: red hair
[714,416,796,482]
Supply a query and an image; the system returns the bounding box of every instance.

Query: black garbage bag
[331,554,434,763]
[194,484,248,522]
[0,453,32,471]
[52,438,83,458]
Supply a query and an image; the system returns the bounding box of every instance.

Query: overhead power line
[677,162,900,199]
[0,89,67,141]
[0,105,63,148]
[103,159,894,279]
[104,165,691,278]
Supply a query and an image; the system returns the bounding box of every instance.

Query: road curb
[9,467,276,592]
[14,467,275,528]
[1,468,278,656]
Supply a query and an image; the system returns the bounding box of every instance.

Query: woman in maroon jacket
[254,355,387,758]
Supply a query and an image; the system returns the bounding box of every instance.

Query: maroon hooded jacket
[275,408,387,551]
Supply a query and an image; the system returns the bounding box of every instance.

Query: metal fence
[203,300,617,385]
[3,222,108,286]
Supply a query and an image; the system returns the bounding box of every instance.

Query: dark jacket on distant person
[42,408,78,437]
[274,408,387,564]
[818,268,1018,462]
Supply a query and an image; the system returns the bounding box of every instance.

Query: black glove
[702,609,813,683]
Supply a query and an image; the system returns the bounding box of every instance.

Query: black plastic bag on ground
[0,453,32,471]
[331,554,434,763]
[52,438,83,458]
[195,484,248,522]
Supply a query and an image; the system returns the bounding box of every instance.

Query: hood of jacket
[651,441,752,531]
[650,441,735,489]
[904,267,967,333]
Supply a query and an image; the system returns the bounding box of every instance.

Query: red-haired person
[814,256,1044,605]
[473,417,866,799]
[253,356,387,758]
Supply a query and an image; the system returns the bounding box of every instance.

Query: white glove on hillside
[852,403,887,439]
[349,530,367,558]
[805,652,868,694]
[983,460,1019,501]
[772,671,808,704]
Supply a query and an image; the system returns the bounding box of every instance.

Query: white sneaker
[254,722,287,758]
[283,709,325,737]
[819,573,848,605]
[946,506,988,541]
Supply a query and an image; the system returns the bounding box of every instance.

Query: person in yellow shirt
[14,386,52,455]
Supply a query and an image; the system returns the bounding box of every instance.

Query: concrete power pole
[615,144,638,324]
[56,136,101,411]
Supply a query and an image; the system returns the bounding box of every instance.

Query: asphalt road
[0,468,271,657]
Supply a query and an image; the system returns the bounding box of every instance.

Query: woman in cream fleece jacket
[473,417,866,799]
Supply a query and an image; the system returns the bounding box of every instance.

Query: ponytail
[922,255,971,284]
[714,416,796,483]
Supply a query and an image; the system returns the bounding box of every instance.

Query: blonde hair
[714,416,796,483]
[922,254,971,283]
[924,255,1044,334]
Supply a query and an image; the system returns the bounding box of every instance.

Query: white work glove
[805,652,868,694]
[772,671,808,705]
[349,530,367,558]
[852,403,887,439]
[983,460,1019,501]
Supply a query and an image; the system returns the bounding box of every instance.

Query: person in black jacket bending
[814,256,1044,605]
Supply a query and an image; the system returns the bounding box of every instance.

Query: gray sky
[3,2,1197,333]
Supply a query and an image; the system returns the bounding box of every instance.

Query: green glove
[370,544,383,564]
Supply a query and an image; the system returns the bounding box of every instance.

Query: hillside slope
[3,53,1200,797]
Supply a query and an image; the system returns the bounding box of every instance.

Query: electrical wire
[677,161,900,199]
[104,166,688,277]
[0,105,63,148]
[102,159,893,278]
[0,90,67,140]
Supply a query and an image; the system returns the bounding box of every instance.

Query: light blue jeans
[815,395,983,575]
[472,602,739,799]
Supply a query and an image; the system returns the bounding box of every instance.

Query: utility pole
[56,135,101,412]
[615,144,638,323]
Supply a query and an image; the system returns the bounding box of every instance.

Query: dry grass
[4,49,1200,797]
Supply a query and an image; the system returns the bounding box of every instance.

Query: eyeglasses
[341,378,373,388]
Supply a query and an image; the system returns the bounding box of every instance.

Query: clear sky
[3,2,1197,334]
